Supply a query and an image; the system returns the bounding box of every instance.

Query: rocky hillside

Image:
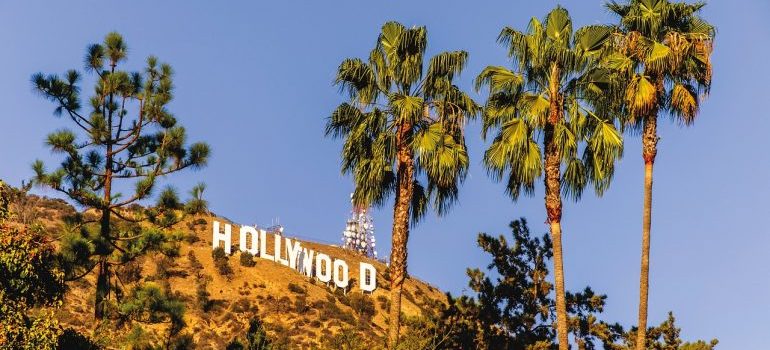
[14,193,447,349]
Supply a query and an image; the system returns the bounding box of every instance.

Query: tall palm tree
[325,22,479,348]
[605,1,714,348]
[476,7,623,350]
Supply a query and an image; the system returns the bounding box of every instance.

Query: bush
[212,247,233,279]
[230,298,253,314]
[0,223,65,348]
[287,282,305,295]
[215,259,233,279]
[294,295,310,314]
[226,340,244,350]
[183,233,200,244]
[193,218,208,226]
[196,274,213,312]
[402,290,416,305]
[321,328,371,350]
[239,251,256,267]
[319,300,356,325]
[154,255,176,280]
[349,293,376,319]
[212,246,228,261]
[227,316,273,350]
[168,333,195,350]
[119,283,186,334]
[116,258,143,284]
[188,251,203,272]
[57,328,101,350]
[376,295,390,310]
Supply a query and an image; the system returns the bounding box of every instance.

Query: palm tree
[605,1,715,348]
[325,22,479,348]
[476,7,623,350]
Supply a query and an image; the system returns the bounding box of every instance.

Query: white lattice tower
[341,195,377,258]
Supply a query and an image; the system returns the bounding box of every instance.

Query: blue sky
[1,1,768,347]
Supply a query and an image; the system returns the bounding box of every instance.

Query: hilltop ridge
[16,194,447,349]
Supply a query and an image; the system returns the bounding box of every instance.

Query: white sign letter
[316,253,332,283]
[274,235,289,266]
[300,248,315,277]
[333,259,349,289]
[359,262,377,292]
[212,221,231,255]
[286,238,302,269]
[239,226,259,255]
[259,230,274,261]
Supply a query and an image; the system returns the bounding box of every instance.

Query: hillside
[13,194,448,349]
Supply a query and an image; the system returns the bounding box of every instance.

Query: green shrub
[188,251,203,271]
[349,293,376,319]
[116,258,143,284]
[319,300,355,325]
[287,282,305,295]
[402,290,416,305]
[294,295,310,314]
[183,233,200,244]
[212,246,227,261]
[212,247,233,279]
[57,328,101,350]
[154,255,176,280]
[119,283,186,333]
[376,295,389,310]
[227,316,273,350]
[196,274,213,312]
[168,333,195,350]
[239,251,256,267]
[193,218,207,226]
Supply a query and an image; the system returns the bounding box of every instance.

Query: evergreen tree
[31,32,210,319]
[412,218,718,350]
[438,219,612,349]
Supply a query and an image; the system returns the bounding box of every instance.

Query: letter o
[316,254,332,283]
[333,260,349,288]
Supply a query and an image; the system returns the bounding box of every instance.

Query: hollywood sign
[212,220,377,292]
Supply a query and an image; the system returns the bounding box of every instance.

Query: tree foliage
[476,6,624,202]
[228,317,274,350]
[118,282,186,336]
[30,32,210,319]
[398,218,718,350]
[0,221,64,349]
[326,21,479,219]
[326,21,479,347]
[436,219,612,349]
[605,0,714,128]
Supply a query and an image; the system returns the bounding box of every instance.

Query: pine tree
[31,32,210,319]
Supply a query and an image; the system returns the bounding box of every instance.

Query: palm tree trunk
[635,114,657,350]
[388,122,415,349]
[545,65,569,350]
[545,139,568,350]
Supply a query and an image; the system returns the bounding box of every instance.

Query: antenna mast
[341,193,377,258]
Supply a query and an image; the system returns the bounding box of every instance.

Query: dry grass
[53,213,447,348]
